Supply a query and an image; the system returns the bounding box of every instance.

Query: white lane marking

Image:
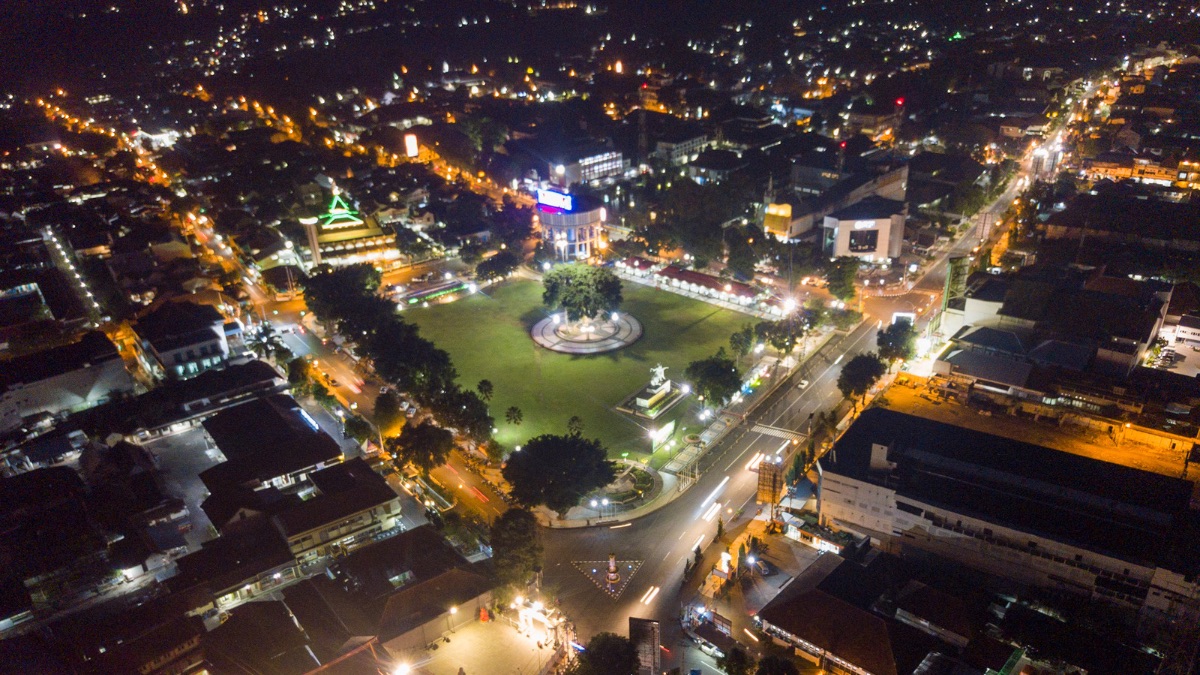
[693,535,706,551]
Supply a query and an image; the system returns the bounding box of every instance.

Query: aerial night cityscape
[3,1,1200,674]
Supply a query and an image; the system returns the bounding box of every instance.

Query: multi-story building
[199,394,343,495]
[819,408,1200,619]
[271,458,402,565]
[821,196,906,262]
[299,190,398,268]
[0,331,135,432]
[548,141,628,187]
[134,301,242,380]
[654,128,710,166]
[536,190,607,261]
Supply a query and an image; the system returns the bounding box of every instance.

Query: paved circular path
[531,314,643,354]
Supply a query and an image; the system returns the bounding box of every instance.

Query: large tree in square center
[542,263,623,323]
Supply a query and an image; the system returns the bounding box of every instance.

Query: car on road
[329,379,340,387]
[755,560,775,576]
[797,379,809,389]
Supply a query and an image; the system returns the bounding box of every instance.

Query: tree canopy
[502,433,616,517]
[755,655,800,675]
[387,420,455,475]
[542,264,623,322]
[837,352,887,408]
[876,320,918,367]
[567,632,638,675]
[476,248,520,281]
[490,508,542,588]
[685,348,742,406]
[826,256,860,303]
[717,647,756,675]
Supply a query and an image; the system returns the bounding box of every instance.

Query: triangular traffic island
[572,557,643,600]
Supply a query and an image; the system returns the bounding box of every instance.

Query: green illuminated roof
[319,193,365,229]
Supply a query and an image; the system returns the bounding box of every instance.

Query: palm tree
[567,416,584,436]
[505,406,523,426]
[248,323,292,364]
[477,379,494,402]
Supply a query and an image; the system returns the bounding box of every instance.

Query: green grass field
[405,279,750,463]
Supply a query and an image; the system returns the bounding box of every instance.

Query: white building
[135,301,240,380]
[536,190,606,261]
[821,196,906,261]
[819,408,1200,619]
[549,144,628,187]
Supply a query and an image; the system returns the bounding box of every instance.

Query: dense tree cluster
[685,347,742,406]
[489,508,542,588]
[475,248,520,281]
[566,633,639,675]
[825,256,861,303]
[387,420,455,475]
[837,352,888,410]
[502,433,616,517]
[876,320,918,368]
[302,264,494,445]
[542,264,624,322]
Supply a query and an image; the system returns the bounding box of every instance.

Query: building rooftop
[827,195,905,222]
[951,325,1026,355]
[272,458,397,538]
[0,331,121,390]
[169,520,293,599]
[377,567,494,642]
[134,300,224,354]
[200,394,342,491]
[827,408,1200,570]
[758,553,931,675]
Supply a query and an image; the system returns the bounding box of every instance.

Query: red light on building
[895,98,905,106]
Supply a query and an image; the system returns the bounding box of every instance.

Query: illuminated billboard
[403,133,419,158]
[536,189,574,211]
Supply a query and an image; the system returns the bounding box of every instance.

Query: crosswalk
[750,424,804,441]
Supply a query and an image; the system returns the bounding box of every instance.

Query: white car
[797,379,810,389]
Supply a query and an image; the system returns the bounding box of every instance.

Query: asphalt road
[538,320,880,669]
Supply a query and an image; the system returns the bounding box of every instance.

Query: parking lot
[143,428,222,552]
[1157,341,1200,378]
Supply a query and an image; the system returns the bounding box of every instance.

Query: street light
[447,605,458,633]
[394,665,411,675]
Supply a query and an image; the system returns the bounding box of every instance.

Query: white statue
[650,364,669,387]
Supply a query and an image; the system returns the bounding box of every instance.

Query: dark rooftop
[0,331,120,389]
[200,394,342,491]
[272,458,397,537]
[828,408,1199,570]
[377,567,493,642]
[169,520,293,599]
[134,300,224,353]
[827,195,905,221]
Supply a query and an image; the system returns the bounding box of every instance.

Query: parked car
[796,379,810,389]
